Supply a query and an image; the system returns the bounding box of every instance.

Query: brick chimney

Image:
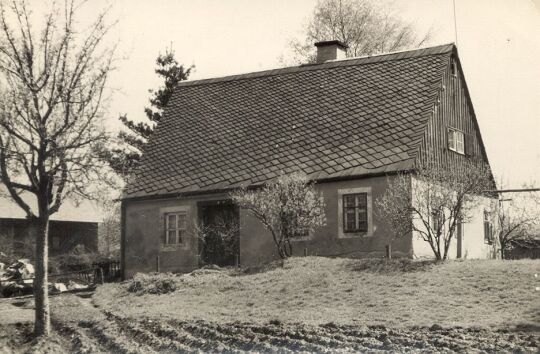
[314,40,348,63]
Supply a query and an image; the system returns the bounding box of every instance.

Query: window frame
[160,205,190,250]
[448,127,465,155]
[165,211,187,245]
[431,210,444,235]
[343,193,368,233]
[337,187,373,238]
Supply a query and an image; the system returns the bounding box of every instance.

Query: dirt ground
[0,293,538,353]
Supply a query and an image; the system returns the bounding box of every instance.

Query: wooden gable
[415,50,491,170]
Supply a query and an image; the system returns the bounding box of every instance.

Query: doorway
[198,200,240,267]
[456,220,463,258]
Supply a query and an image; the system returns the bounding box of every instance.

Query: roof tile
[124,44,453,198]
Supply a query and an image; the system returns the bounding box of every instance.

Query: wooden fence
[92,260,122,282]
[506,247,540,260]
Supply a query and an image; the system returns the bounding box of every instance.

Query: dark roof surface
[124,44,455,199]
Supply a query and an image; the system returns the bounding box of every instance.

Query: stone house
[121,42,497,278]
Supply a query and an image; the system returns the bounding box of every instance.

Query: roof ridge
[325,42,456,63]
[176,43,455,88]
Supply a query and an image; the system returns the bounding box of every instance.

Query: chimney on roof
[314,40,348,63]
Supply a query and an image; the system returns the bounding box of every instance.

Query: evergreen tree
[107,50,192,176]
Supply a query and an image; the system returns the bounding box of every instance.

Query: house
[121,42,497,278]
[0,187,101,258]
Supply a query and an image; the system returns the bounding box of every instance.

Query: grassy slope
[95,257,540,330]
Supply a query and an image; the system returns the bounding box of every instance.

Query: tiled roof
[124,44,454,199]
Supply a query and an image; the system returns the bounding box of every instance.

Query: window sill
[449,148,465,155]
[339,232,372,239]
[160,243,189,252]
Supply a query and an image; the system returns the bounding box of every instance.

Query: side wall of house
[413,53,497,259]
[240,175,413,266]
[411,178,498,259]
[416,54,489,168]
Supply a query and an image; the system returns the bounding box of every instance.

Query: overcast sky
[89,0,540,187]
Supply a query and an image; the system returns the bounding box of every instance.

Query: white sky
[85,0,540,187]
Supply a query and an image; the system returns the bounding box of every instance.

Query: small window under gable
[448,127,465,154]
[451,59,457,77]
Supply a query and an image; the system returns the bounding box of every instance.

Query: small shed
[506,238,540,260]
[0,188,102,258]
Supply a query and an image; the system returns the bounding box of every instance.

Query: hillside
[1,257,538,353]
[95,257,539,330]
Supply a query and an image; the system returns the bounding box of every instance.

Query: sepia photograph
[0,0,539,352]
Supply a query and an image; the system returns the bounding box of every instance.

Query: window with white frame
[448,127,465,154]
[343,193,368,233]
[165,212,187,245]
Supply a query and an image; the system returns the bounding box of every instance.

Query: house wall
[416,54,490,169]
[411,54,497,260]
[412,192,497,259]
[123,193,230,278]
[123,174,414,277]
[240,175,413,266]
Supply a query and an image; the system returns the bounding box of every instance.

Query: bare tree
[230,173,326,258]
[289,0,431,63]
[0,0,115,336]
[98,203,121,258]
[497,186,539,259]
[376,163,493,260]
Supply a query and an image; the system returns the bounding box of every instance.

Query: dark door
[456,220,463,258]
[198,201,239,267]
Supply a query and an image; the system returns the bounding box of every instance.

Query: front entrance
[198,200,240,267]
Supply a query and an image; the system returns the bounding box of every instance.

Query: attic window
[451,60,457,77]
[448,127,464,154]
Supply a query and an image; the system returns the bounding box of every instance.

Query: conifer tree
[106,50,192,176]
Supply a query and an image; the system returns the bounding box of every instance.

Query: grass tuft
[126,273,178,295]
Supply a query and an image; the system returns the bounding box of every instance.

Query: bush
[126,273,178,295]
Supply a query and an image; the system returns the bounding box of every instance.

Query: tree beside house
[0,0,115,336]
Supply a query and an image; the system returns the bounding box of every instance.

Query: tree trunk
[33,216,50,336]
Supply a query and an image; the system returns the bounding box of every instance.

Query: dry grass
[95,257,540,330]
